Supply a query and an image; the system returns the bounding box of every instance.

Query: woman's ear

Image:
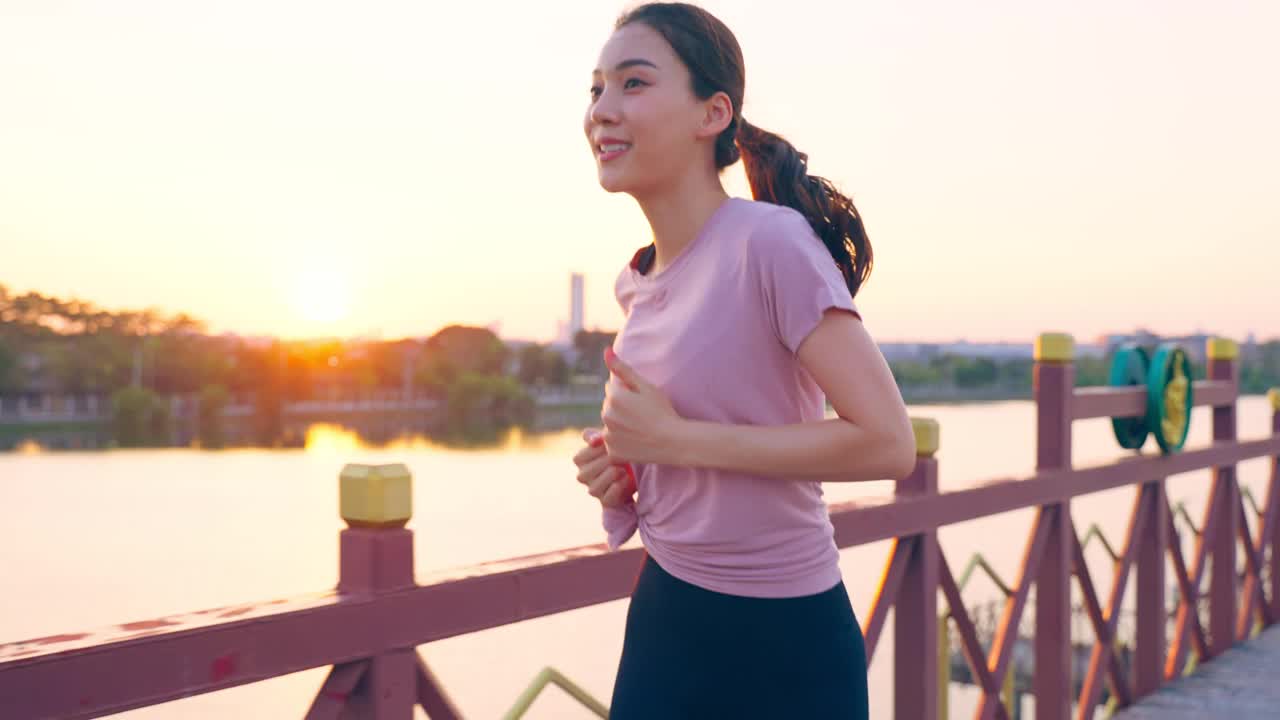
[696,91,734,139]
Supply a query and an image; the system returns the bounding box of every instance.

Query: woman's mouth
[597,142,632,162]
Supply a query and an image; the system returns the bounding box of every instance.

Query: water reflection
[13,439,44,455]
[302,422,568,453]
[0,406,603,454]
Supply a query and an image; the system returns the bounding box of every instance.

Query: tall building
[569,272,585,342]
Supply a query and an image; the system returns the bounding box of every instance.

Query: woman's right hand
[574,427,636,509]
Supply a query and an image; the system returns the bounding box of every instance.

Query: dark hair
[616,2,873,297]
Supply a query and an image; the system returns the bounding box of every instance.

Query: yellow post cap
[1206,337,1239,361]
[340,463,412,529]
[1035,333,1074,363]
[911,417,940,457]
[1268,388,1280,411]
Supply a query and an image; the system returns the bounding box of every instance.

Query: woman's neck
[634,173,730,275]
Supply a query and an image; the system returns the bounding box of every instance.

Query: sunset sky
[2,1,1277,344]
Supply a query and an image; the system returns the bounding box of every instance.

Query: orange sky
[2,1,1277,344]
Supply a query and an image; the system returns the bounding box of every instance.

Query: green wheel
[1146,343,1194,454]
[1108,344,1151,450]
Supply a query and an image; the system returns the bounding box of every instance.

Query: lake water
[2,397,1275,719]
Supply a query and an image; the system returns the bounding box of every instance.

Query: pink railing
[1,334,1277,719]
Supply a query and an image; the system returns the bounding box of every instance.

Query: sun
[291,267,352,325]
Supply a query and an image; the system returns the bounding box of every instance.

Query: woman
[572,3,915,718]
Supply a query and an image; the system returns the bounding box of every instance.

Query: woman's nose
[590,91,620,126]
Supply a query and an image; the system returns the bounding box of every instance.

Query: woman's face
[584,23,709,197]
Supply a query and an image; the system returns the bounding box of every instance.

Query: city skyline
[3,1,1278,343]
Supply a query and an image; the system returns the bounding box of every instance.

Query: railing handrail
[3,431,1276,717]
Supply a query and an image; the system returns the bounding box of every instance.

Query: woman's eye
[589,78,645,100]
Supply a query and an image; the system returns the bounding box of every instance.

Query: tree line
[0,285,614,446]
[890,346,1280,402]
[2,284,1277,447]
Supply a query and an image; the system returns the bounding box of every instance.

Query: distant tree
[953,356,998,388]
[889,361,943,387]
[573,330,617,379]
[353,340,415,389]
[40,341,82,393]
[0,338,18,392]
[111,387,170,447]
[514,344,573,387]
[1256,342,1280,391]
[416,356,458,395]
[425,325,509,377]
[489,375,535,426]
[197,384,228,449]
[1242,364,1266,394]
[0,284,11,326]
[517,343,547,385]
[546,349,570,386]
[998,358,1033,390]
[164,313,206,335]
[251,343,289,444]
[445,372,533,427]
[1074,355,1109,387]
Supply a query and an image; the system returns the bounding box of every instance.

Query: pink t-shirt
[602,196,861,598]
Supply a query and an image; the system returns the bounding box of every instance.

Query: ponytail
[733,119,873,299]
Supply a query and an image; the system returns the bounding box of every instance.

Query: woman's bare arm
[668,309,916,482]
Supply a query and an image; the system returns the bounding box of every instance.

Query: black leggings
[609,555,870,719]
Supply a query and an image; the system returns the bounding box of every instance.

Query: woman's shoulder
[728,198,818,256]
[727,196,806,228]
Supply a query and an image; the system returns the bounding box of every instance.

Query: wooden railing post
[1269,388,1280,623]
[1207,338,1239,657]
[1134,476,1168,698]
[896,418,940,720]
[1033,332,1073,720]
[937,614,950,720]
[336,463,417,719]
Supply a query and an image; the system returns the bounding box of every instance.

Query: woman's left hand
[601,346,685,465]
